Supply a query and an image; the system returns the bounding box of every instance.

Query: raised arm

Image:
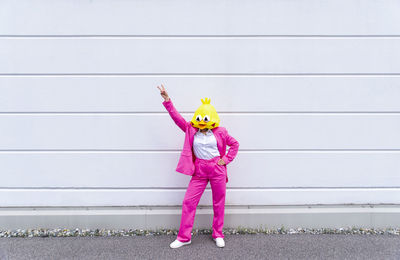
[158,84,188,132]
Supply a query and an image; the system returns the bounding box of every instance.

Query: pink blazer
[163,99,239,182]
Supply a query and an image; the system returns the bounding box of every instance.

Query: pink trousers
[177,156,227,242]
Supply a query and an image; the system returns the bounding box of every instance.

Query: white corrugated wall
[0,0,400,229]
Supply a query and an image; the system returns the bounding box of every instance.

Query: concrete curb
[1,204,400,230]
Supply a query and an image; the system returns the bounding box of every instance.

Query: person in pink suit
[157,84,239,248]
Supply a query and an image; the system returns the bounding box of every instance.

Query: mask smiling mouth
[198,123,207,127]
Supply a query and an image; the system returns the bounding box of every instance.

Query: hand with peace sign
[157,84,170,102]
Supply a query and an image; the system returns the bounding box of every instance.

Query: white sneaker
[169,239,191,249]
[213,237,225,248]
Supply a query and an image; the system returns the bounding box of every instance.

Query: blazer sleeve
[162,99,188,132]
[221,129,239,165]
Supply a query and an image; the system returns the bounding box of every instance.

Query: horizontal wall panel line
[2,77,399,112]
[2,75,400,78]
[1,205,398,210]
[2,28,400,74]
[1,187,399,190]
[2,204,399,210]
[2,73,400,76]
[2,35,400,39]
[2,0,400,37]
[2,112,400,115]
[2,152,398,188]
[1,108,399,149]
[2,188,399,206]
[1,149,400,153]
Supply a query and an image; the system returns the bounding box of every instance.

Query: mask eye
[195,115,202,122]
[203,115,210,122]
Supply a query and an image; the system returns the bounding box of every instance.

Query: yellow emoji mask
[190,98,220,130]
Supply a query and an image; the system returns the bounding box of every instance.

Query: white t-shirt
[193,128,220,160]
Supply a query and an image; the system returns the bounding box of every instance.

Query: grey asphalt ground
[0,234,399,260]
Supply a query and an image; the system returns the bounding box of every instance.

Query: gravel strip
[1,227,399,238]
